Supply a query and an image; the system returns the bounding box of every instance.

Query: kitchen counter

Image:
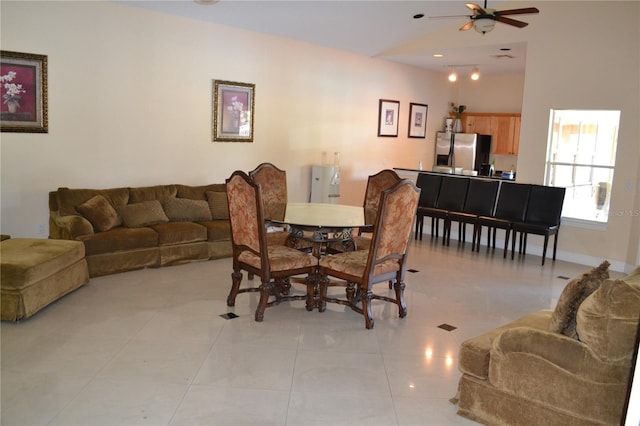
[394,168,516,182]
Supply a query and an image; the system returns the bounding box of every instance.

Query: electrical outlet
[38,224,45,235]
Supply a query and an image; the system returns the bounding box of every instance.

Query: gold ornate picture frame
[1,50,48,133]
[213,80,254,142]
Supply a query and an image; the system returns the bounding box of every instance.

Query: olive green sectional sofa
[454,262,640,426]
[49,183,232,277]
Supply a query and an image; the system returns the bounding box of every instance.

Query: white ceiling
[118,0,536,76]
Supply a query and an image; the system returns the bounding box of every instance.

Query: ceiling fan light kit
[474,17,496,34]
[430,1,539,34]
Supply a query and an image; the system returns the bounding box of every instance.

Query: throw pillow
[76,195,122,232]
[206,191,230,220]
[162,197,212,222]
[116,200,169,228]
[548,260,610,339]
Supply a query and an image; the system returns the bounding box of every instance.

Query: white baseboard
[419,225,633,273]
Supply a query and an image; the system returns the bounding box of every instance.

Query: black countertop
[394,168,516,182]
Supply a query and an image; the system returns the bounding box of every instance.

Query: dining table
[267,202,373,310]
[268,202,372,258]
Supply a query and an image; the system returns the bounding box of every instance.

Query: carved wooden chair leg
[394,279,407,318]
[363,289,374,330]
[227,270,243,306]
[254,281,273,322]
[346,281,357,301]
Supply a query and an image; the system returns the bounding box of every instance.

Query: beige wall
[516,1,640,271]
[0,0,448,232]
[1,1,638,271]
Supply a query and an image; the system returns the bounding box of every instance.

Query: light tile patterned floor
[1,236,602,425]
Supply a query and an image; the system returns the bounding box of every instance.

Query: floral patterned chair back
[370,179,420,266]
[226,171,264,262]
[249,163,287,221]
[225,170,318,322]
[363,169,402,224]
[318,178,420,329]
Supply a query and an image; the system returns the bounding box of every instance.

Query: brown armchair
[318,179,420,329]
[225,171,318,321]
[454,263,640,425]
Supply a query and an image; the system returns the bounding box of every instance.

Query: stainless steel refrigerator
[433,132,478,173]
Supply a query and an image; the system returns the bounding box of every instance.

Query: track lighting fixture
[446,65,480,82]
[470,67,480,80]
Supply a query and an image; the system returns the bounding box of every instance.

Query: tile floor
[1,237,604,425]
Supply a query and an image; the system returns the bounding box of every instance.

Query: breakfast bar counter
[393,167,516,182]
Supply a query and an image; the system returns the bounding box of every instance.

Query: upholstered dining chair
[354,169,402,251]
[318,179,420,329]
[225,171,318,321]
[477,182,531,258]
[419,175,470,246]
[511,185,566,265]
[249,162,289,246]
[447,179,500,250]
[414,173,443,240]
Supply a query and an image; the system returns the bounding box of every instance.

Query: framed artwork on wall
[213,80,255,142]
[1,50,48,133]
[377,99,399,137]
[408,103,428,138]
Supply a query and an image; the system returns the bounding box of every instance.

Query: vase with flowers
[449,102,466,132]
[1,71,26,114]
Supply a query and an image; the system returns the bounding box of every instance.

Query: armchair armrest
[49,211,94,240]
[492,326,629,383]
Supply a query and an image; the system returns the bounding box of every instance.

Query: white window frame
[544,109,620,226]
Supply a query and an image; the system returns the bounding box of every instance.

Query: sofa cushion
[199,220,231,242]
[128,185,177,203]
[206,190,230,220]
[549,260,610,339]
[149,222,207,246]
[56,187,129,217]
[1,238,86,290]
[162,198,212,222]
[78,227,159,256]
[575,267,640,363]
[177,184,226,200]
[76,195,122,232]
[117,201,169,228]
[458,310,552,380]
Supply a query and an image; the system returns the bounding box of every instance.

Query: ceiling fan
[430,1,540,34]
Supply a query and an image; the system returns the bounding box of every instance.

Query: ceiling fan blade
[495,16,529,28]
[459,20,475,31]
[495,7,540,16]
[466,3,486,14]
[428,14,473,19]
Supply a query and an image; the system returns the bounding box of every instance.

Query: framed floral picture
[213,80,254,142]
[1,50,48,133]
[408,102,428,138]
[377,99,399,137]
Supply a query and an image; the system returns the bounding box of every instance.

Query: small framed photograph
[377,99,399,137]
[408,103,428,138]
[1,50,48,133]
[213,80,254,142]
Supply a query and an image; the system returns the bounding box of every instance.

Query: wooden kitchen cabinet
[462,113,521,155]
[463,115,493,134]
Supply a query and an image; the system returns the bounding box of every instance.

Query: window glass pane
[545,109,620,223]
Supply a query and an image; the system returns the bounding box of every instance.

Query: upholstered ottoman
[1,238,89,321]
